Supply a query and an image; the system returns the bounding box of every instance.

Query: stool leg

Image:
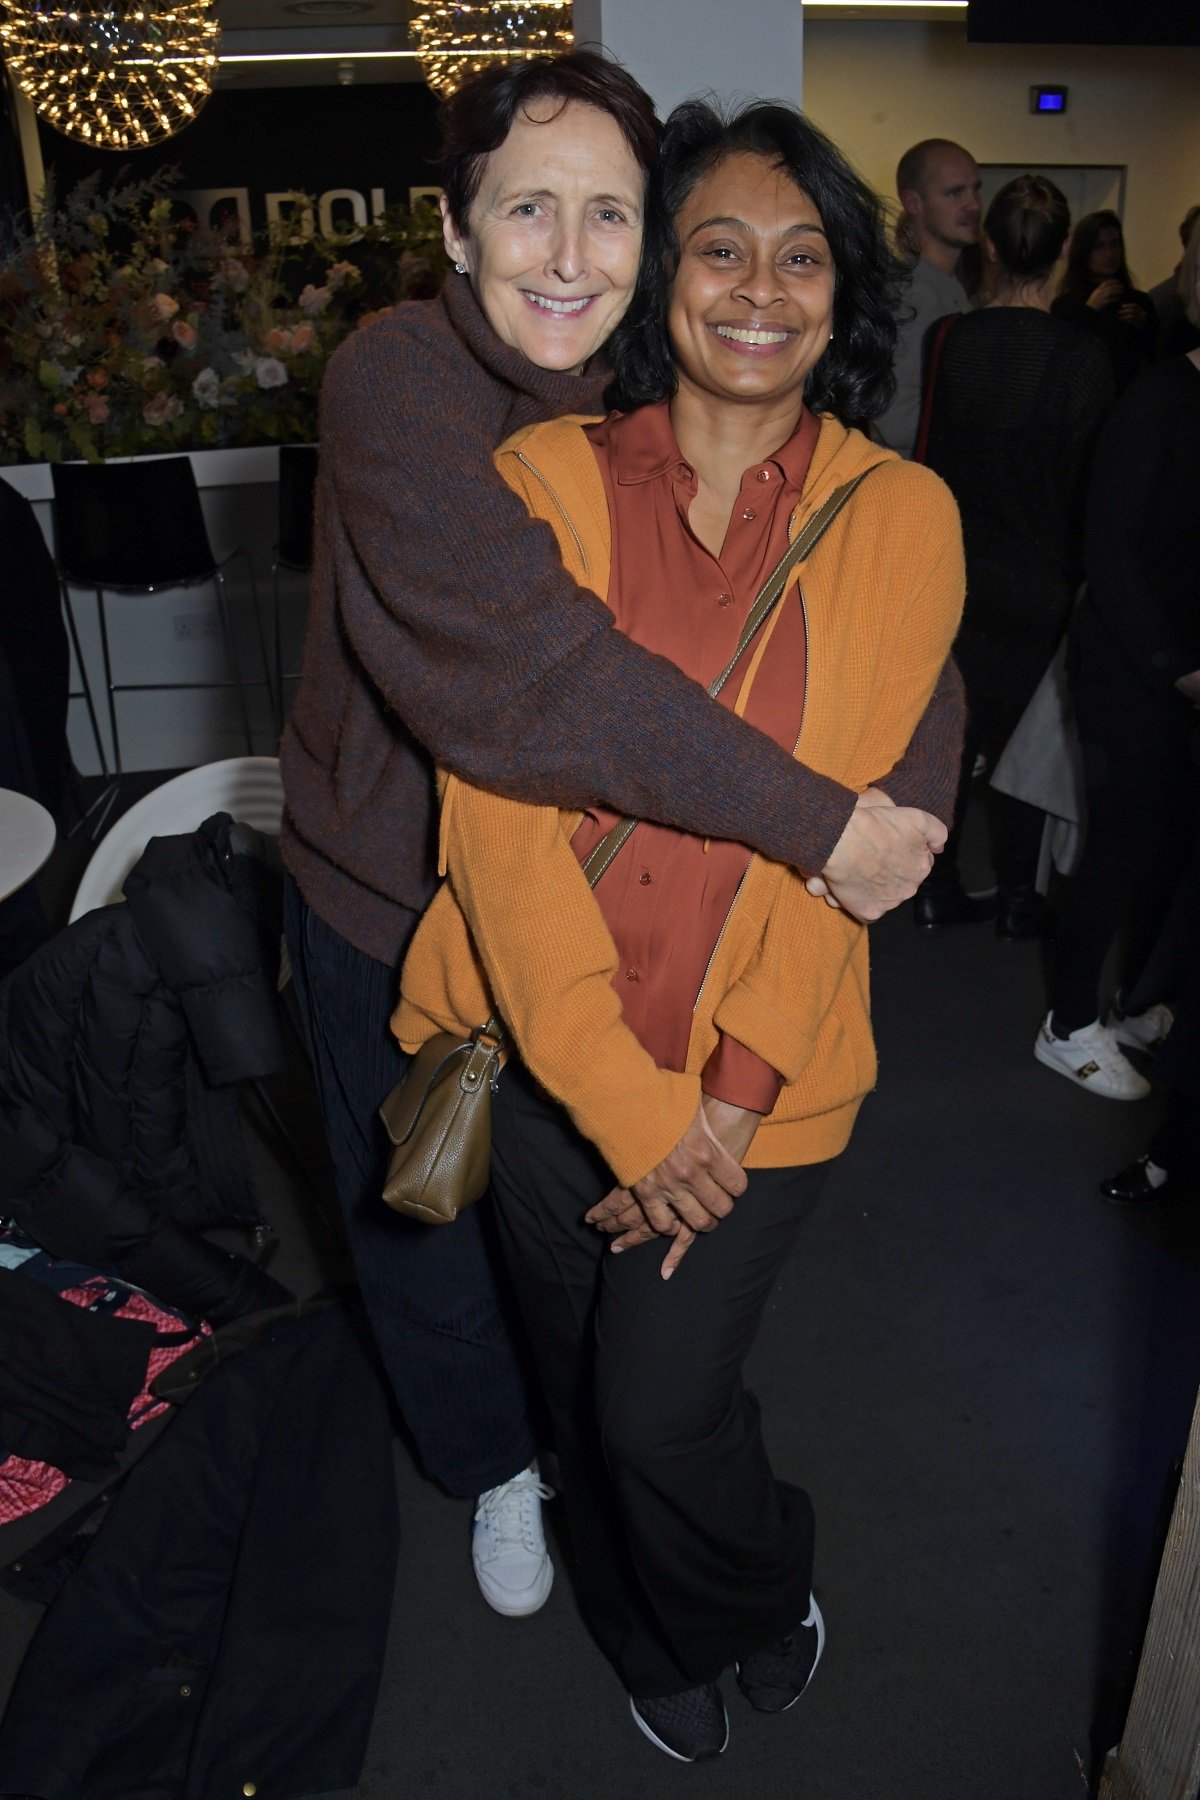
[61,583,109,781]
[212,570,255,754]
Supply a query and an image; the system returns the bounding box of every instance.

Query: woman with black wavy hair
[396,98,965,1763]
[609,97,904,424]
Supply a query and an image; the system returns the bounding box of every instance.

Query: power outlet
[173,611,220,641]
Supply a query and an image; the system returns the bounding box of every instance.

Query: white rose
[192,367,221,409]
[254,356,289,390]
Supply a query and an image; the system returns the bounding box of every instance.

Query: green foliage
[0,170,450,464]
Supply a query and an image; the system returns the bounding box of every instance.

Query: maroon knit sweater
[281,275,964,967]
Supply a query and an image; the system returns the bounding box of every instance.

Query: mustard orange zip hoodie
[392,412,964,1184]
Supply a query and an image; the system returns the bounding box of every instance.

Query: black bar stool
[51,458,273,831]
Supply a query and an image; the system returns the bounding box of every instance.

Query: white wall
[573,0,802,118]
[802,20,1200,287]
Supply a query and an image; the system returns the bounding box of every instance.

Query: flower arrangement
[0,170,450,464]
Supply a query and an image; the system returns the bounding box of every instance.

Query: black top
[924,307,1114,700]
[1081,354,1200,698]
[1052,285,1157,392]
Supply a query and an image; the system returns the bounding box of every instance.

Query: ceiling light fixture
[409,2,573,97]
[0,0,219,147]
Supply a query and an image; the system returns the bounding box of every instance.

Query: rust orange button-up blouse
[574,399,818,1113]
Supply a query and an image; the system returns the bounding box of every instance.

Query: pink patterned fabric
[0,1278,210,1526]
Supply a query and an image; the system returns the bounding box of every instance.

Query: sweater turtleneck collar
[440,267,610,416]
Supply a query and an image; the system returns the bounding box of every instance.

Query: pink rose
[143,391,183,427]
[298,284,332,316]
[171,318,197,349]
[265,326,291,354]
[289,322,315,354]
[84,395,110,425]
[152,293,179,322]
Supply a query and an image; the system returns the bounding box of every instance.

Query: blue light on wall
[1030,86,1068,113]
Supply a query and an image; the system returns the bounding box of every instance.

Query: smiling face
[666,151,836,412]
[442,99,644,374]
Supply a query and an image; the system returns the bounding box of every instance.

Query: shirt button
[639,871,652,886]
[625,968,639,982]
[741,508,756,521]
[716,592,732,608]
[756,468,771,483]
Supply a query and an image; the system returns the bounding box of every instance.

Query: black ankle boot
[995,888,1054,941]
[913,882,997,930]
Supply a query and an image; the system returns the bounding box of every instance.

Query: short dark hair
[895,137,973,201]
[439,49,660,232]
[1060,208,1131,301]
[1179,203,1200,249]
[984,174,1069,281]
[605,99,902,429]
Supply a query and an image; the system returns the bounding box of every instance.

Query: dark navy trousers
[283,874,537,1497]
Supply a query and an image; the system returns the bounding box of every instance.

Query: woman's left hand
[585,1096,761,1277]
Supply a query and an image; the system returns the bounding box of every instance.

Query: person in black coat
[1053,209,1157,393]
[915,176,1113,935]
[1034,336,1200,1101]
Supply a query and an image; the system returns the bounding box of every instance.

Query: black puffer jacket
[0,815,292,1324]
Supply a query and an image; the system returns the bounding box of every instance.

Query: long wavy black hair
[605,99,903,428]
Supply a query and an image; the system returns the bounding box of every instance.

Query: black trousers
[1050,623,1199,1032]
[925,687,1046,899]
[490,1062,829,1699]
[283,875,537,1497]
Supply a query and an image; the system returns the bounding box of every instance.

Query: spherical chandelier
[409,2,573,97]
[0,0,220,149]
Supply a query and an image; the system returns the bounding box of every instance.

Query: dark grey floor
[3,776,1198,1799]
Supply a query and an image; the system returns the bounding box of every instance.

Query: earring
[454,262,467,274]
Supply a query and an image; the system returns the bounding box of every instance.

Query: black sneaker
[735,1594,825,1713]
[629,1682,729,1761]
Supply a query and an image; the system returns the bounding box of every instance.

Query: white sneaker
[1034,1014,1151,1101]
[471,1463,554,1617]
[1107,1001,1174,1054]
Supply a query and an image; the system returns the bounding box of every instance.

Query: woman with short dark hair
[282,51,959,1621]
[915,175,1114,937]
[396,99,964,1760]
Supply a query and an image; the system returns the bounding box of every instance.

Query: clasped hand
[584,1096,757,1279]
[807,786,946,919]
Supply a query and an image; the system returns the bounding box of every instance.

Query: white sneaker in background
[1107,1000,1174,1054]
[471,1463,554,1617]
[1033,1014,1151,1101]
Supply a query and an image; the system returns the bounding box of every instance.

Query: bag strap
[579,462,885,888]
[912,312,957,466]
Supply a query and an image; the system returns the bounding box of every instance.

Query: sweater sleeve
[437,778,701,1187]
[868,653,965,823]
[322,322,857,877]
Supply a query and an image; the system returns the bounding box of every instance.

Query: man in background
[875,138,982,458]
[1149,203,1200,354]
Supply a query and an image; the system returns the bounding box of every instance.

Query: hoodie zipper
[692,509,813,1021]
[515,451,590,580]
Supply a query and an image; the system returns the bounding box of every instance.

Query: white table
[0,789,56,901]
